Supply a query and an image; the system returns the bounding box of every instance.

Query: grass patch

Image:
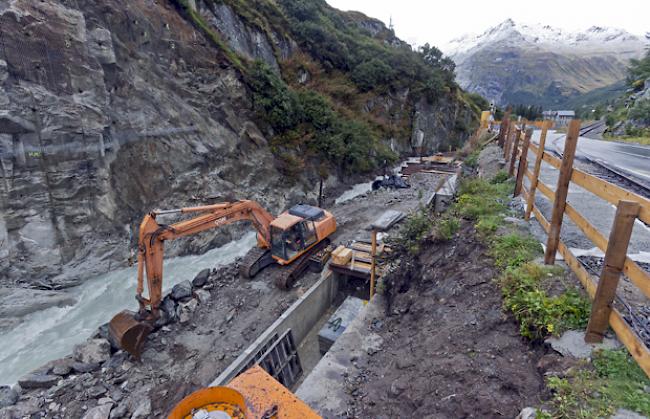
[491,234,542,270]
[603,134,650,146]
[540,349,650,418]
[499,263,589,339]
[464,149,480,168]
[452,176,513,238]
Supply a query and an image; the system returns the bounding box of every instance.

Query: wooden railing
[499,119,650,377]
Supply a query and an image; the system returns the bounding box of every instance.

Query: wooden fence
[500,119,650,378]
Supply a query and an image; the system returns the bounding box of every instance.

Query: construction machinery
[109,200,336,358]
[168,365,321,418]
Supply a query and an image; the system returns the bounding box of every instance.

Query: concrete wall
[211,269,339,386]
[295,295,385,416]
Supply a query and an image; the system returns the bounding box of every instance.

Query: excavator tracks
[239,247,275,279]
[274,239,331,290]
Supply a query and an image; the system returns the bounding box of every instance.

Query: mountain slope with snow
[444,20,648,107]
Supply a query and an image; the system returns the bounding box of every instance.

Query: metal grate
[257,329,303,389]
[234,329,303,389]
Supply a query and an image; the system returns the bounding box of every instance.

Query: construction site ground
[299,221,547,418]
[2,172,446,419]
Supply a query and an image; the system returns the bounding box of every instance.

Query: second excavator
[109,200,336,357]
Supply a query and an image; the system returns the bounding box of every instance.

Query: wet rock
[0,386,18,407]
[82,402,113,419]
[93,323,111,341]
[161,295,178,323]
[171,281,193,302]
[18,374,59,389]
[72,362,101,374]
[192,269,210,288]
[74,338,111,364]
[130,398,151,419]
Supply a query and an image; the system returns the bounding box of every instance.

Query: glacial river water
[0,232,257,386]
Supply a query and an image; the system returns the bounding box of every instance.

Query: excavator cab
[270,205,330,264]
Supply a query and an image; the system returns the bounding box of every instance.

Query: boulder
[0,386,18,408]
[74,338,111,364]
[171,281,193,302]
[177,298,199,323]
[195,289,211,303]
[160,295,178,322]
[82,402,113,419]
[192,269,210,288]
[18,374,59,389]
[72,362,101,373]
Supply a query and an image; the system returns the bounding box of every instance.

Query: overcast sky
[326,0,649,50]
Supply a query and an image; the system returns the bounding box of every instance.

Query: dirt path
[343,223,545,418]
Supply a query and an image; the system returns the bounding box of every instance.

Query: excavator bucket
[108,310,153,359]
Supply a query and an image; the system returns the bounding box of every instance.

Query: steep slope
[0,0,477,288]
[444,19,647,107]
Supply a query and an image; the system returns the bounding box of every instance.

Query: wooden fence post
[514,128,533,197]
[369,229,377,300]
[498,115,510,148]
[544,119,581,264]
[503,123,513,159]
[585,200,640,343]
[509,124,524,177]
[525,121,551,220]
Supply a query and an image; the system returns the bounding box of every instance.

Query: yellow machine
[168,366,321,419]
[109,201,336,358]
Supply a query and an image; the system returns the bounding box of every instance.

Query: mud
[342,222,546,418]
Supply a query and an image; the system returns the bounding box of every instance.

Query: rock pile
[0,267,221,418]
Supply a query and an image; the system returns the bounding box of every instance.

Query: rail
[498,119,650,378]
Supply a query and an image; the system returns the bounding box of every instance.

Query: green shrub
[249,61,396,175]
[436,217,460,241]
[629,99,650,125]
[393,209,433,254]
[500,263,589,339]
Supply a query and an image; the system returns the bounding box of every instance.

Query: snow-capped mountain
[443,20,648,107]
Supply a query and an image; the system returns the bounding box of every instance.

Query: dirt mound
[346,222,546,418]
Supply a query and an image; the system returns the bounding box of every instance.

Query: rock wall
[0,0,473,288]
[0,0,310,288]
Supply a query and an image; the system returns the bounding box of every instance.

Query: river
[0,232,257,386]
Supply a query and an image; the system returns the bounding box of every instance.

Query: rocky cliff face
[0,0,474,288]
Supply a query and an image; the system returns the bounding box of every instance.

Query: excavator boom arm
[136,200,274,314]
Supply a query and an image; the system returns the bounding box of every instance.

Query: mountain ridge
[444,19,648,107]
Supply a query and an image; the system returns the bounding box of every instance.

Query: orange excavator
[109,200,336,358]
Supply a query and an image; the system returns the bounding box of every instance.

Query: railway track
[579,256,650,349]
